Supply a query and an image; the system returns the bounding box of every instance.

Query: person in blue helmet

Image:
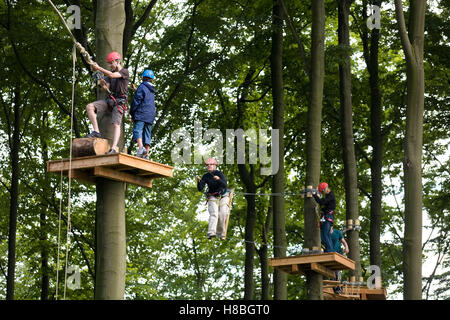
[130,69,156,159]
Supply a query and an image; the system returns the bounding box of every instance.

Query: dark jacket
[197,170,227,196]
[313,190,336,215]
[130,81,156,124]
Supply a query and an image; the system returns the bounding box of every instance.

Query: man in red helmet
[85,51,129,154]
[312,182,336,252]
[196,158,229,239]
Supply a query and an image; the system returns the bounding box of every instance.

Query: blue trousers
[132,120,152,147]
[321,220,334,253]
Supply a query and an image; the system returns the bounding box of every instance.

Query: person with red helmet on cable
[313,182,336,253]
[196,158,230,239]
[85,51,130,154]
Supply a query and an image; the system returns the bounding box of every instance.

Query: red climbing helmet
[318,182,328,193]
[205,158,218,166]
[106,51,121,63]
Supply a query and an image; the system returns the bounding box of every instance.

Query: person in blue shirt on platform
[331,225,349,255]
[329,224,349,294]
[130,69,156,160]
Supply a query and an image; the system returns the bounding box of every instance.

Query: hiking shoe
[105,148,118,155]
[207,233,216,239]
[333,287,342,294]
[84,131,101,138]
[136,147,146,158]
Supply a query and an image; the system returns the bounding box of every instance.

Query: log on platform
[269,252,355,278]
[47,152,173,188]
[72,138,111,157]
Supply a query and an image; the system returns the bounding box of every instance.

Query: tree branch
[394,0,413,62]
[280,0,311,80]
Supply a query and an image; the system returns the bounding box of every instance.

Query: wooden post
[222,188,234,240]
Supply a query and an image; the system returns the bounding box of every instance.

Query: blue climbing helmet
[142,69,154,79]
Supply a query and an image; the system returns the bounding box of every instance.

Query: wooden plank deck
[323,286,387,300]
[270,252,355,278]
[47,152,173,188]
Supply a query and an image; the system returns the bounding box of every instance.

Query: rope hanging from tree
[45,0,79,299]
[46,0,95,66]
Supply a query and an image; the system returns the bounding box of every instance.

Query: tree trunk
[40,111,50,300]
[94,0,127,300]
[243,190,256,300]
[363,0,383,272]
[6,85,21,300]
[271,0,287,300]
[258,202,272,300]
[394,0,426,300]
[338,0,361,280]
[304,0,325,300]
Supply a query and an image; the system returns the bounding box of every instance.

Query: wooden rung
[323,280,341,285]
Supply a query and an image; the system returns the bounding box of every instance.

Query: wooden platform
[47,152,173,188]
[323,285,387,300]
[269,252,355,279]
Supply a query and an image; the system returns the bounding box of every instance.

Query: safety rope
[46,0,95,66]
[63,44,77,299]
[44,0,82,299]
[55,161,64,299]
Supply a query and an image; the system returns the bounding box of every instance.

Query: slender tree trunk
[258,202,272,300]
[338,0,361,279]
[271,0,287,300]
[94,0,127,300]
[243,190,256,300]
[304,0,325,300]
[40,111,50,300]
[394,0,426,300]
[365,0,383,271]
[6,85,21,300]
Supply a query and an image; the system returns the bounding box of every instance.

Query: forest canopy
[0,0,448,300]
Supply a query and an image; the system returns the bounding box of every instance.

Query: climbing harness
[106,94,128,114]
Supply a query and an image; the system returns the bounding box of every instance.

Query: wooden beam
[310,262,335,279]
[67,169,96,185]
[47,154,120,172]
[94,167,152,188]
[270,252,355,271]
